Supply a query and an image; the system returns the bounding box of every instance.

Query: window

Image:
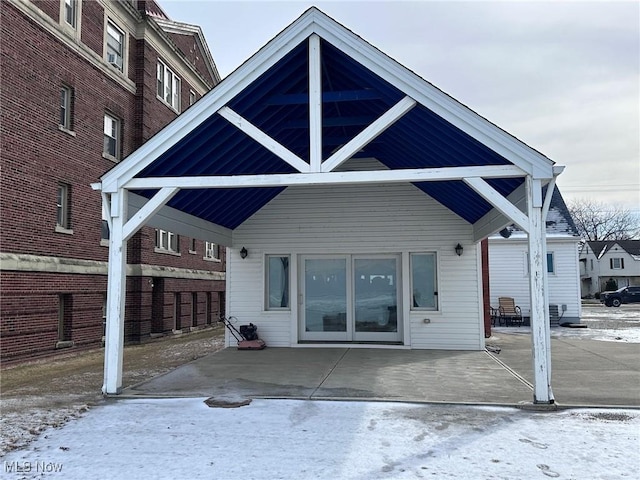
[191,292,198,327]
[60,0,82,34]
[64,0,77,28]
[101,209,110,243]
[60,85,73,130]
[106,21,124,71]
[156,60,181,111]
[57,294,73,347]
[410,253,438,310]
[103,113,120,159]
[56,183,72,231]
[590,259,594,271]
[189,90,196,106]
[174,293,182,330]
[546,252,555,274]
[156,229,179,253]
[189,238,197,253]
[204,242,219,260]
[205,292,212,325]
[611,258,624,269]
[266,255,290,310]
[101,294,108,337]
[526,252,555,274]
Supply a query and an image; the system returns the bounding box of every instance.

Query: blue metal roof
[134,35,526,229]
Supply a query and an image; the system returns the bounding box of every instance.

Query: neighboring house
[0,0,224,362]
[95,7,562,404]
[488,188,582,324]
[580,240,640,296]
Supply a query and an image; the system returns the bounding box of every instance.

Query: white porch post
[103,189,128,395]
[526,177,554,403]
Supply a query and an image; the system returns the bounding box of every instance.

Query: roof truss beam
[309,34,322,172]
[122,187,179,241]
[464,177,529,233]
[322,95,417,173]
[125,165,525,190]
[283,115,375,129]
[218,106,310,173]
[265,89,382,105]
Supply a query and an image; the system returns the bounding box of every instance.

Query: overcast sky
[161,0,639,211]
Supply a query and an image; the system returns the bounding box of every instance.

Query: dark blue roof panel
[132,32,527,230]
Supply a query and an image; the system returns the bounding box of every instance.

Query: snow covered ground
[2,398,638,480]
[494,303,640,343]
[2,304,638,479]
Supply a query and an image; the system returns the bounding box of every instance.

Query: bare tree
[568,199,640,241]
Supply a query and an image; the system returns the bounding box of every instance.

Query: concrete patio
[121,332,639,408]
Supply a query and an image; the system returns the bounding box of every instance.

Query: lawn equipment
[218,315,266,350]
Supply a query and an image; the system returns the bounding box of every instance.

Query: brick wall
[0,270,225,360]
[166,31,215,88]
[0,2,224,362]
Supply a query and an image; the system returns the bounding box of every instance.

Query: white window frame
[106,20,125,72]
[60,0,82,36]
[612,257,623,269]
[525,252,555,275]
[156,59,181,111]
[63,0,77,28]
[60,85,72,131]
[204,242,220,261]
[409,252,439,311]
[155,229,180,255]
[55,182,73,234]
[100,207,110,245]
[189,90,196,106]
[103,112,120,160]
[265,255,291,311]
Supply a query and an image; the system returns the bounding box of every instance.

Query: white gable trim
[308,10,554,179]
[100,17,318,192]
[100,7,554,194]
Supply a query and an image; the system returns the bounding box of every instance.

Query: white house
[94,8,564,403]
[580,240,640,296]
[489,188,581,324]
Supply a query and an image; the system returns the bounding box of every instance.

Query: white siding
[228,181,483,350]
[489,237,581,322]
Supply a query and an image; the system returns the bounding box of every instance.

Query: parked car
[600,286,640,307]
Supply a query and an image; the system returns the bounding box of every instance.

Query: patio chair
[498,297,523,327]
[490,306,500,326]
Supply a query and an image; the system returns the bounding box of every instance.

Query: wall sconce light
[240,247,248,259]
[455,243,464,256]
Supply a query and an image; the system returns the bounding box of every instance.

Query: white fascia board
[471,182,528,242]
[309,10,555,179]
[100,16,318,193]
[128,192,233,246]
[125,165,524,190]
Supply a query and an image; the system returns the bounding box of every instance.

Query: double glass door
[300,255,401,342]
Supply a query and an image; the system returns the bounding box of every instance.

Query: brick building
[1,0,225,361]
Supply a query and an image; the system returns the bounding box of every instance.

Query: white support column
[309,34,322,172]
[102,189,128,395]
[526,177,554,404]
